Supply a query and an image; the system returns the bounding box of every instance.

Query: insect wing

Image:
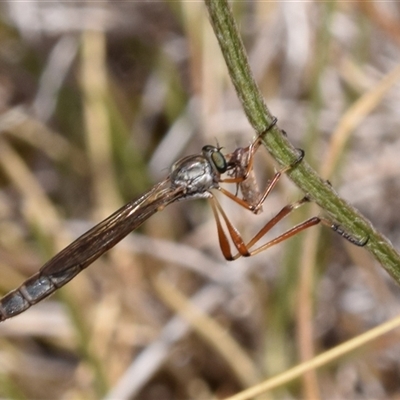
[40,183,181,279]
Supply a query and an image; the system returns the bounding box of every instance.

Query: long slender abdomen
[0,265,83,321]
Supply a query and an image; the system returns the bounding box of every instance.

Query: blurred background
[0,1,400,399]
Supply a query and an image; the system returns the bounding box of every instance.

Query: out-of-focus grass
[0,2,400,399]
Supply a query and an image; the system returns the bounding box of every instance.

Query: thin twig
[204,0,400,282]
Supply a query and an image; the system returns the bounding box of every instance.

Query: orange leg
[222,117,278,186]
[211,118,366,260]
[209,195,367,261]
[219,148,304,214]
[209,195,307,260]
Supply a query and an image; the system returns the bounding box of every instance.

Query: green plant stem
[204,0,400,282]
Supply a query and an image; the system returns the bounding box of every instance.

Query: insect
[0,120,366,321]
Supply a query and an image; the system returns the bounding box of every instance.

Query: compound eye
[202,145,227,173]
[211,150,227,173]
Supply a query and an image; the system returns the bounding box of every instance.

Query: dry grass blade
[227,314,400,400]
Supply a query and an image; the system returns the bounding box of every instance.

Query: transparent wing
[0,181,183,321]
